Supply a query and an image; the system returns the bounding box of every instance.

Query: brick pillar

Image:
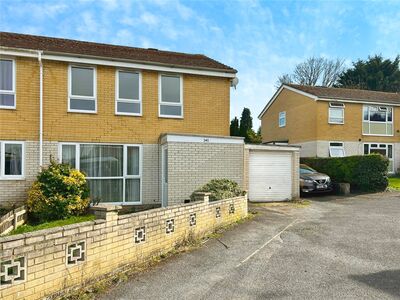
[192,192,212,204]
[90,205,122,221]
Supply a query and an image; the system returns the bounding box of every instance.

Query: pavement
[98,192,400,300]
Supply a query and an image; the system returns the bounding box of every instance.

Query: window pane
[70,99,96,111]
[119,71,139,100]
[117,101,140,114]
[161,75,180,103]
[329,108,343,123]
[370,110,386,122]
[388,108,392,122]
[363,107,369,121]
[369,123,387,135]
[87,179,123,202]
[0,60,13,91]
[61,145,76,168]
[160,104,182,116]
[127,146,139,175]
[364,144,369,155]
[388,145,393,158]
[80,145,123,177]
[4,143,22,175]
[125,179,140,202]
[0,94,15,107]
[330,148,345,157]
[71,67,94,97]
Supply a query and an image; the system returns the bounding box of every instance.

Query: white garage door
[249,151,293,202]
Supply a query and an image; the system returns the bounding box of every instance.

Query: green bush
[26,160,90,223]
[301,154,389,192]
[190,179,245,202]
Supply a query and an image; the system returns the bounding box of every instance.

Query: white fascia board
[258,85,318,119]
[0,47,236,78]
[163,134,244,144]
[245,144,301,152]
[318,98,400,107]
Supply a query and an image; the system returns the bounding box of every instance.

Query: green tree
[246,129,262,144]
[239,108,253,139]
[337,55,400,92]
[230,117,240,136]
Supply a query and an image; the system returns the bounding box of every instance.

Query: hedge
[301,154,389,192]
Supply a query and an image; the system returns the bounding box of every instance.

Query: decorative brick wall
[0,194,247,300]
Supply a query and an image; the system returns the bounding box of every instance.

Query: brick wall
[166,142,244,205]
[0,194,247,300]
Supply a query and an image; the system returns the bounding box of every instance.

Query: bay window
[328,102,344,124]
[362,105,393,136]
[0,59,16,109]
[159,74,183,118]
[60,143,141,203]
[116,70,141,115]
[69,66,96,113]
[0,141,24,179]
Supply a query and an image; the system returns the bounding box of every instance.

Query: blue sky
[1,0,399,128]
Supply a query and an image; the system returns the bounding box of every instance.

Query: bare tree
[276,57,345,87]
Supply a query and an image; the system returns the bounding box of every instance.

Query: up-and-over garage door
[248,151,293,202]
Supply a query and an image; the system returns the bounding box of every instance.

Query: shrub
[26,160,90,223]
[301,154,389,192]
[190,179,245,202]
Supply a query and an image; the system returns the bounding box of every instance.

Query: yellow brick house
[259,84,400,173]
[0,32,244,207]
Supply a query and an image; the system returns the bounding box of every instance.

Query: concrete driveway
[98,193,400,300]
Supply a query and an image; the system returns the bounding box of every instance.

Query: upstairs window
[159,74,183,118]
[279,111,286,127]
[69,66,96,113]
[0,59,16,109]
[116,70,141,116]
[0,141,24,179]
[329,102,344,124]
[363,105,393,136]
[329,142,345,157]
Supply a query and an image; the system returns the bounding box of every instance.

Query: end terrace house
[0,32,243,208]
[259,84,400,173]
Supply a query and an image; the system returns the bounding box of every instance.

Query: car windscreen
[300,166,316,174]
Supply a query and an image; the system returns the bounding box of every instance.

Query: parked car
[300,164,333,193]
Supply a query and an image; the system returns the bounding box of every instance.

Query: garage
[245,145,300,202]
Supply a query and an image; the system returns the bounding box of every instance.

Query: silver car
[300,164,333,193]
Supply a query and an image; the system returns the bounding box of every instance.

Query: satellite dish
[231,77,239,89]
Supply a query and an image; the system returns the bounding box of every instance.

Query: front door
[161,145,168,207]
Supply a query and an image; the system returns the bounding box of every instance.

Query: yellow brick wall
[261,89,317,144]
[0,57,231,143]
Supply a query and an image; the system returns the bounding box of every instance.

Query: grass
[388,176,400,190]
[8,215,96,235]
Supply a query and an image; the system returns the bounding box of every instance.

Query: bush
[26,160,90,223]
[190,179,245,202]
[301,154,389,192]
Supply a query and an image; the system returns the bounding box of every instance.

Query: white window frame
[328,102,344,124]
[68,65,97,114]
[279,111,286,127]
[363,143,394,173]
[115,69,142,116]
[329,141,345,157]
[158,74,183,119]
[362,105,393,136]
[0,58,16,109]
[0,141,25,180]
[59,142,143,204]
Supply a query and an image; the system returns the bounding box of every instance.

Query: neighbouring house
[259,84,400,173]
[0,32,245,207]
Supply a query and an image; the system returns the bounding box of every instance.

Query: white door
[249,151,292,202]
[161,145,168,207]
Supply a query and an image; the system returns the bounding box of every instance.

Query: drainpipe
[38,51,43,167]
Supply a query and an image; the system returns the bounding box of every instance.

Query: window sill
[362,133,394,137]
[68,110,97,114]
[0,106,16,110]
[328,122,344,125]
[0,177,25,181]
[159,115,184,119]
[115,113,142,117]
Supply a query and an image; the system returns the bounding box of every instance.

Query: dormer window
[328,102,344,124]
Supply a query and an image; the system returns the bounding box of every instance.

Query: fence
[0,193,247,300]
[0,206,27,236]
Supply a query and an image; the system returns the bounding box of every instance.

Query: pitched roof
[0,32,236,73]
[287,84,400,104]
[258,84,400,119]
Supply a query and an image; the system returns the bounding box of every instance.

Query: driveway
[98,193,400,300]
